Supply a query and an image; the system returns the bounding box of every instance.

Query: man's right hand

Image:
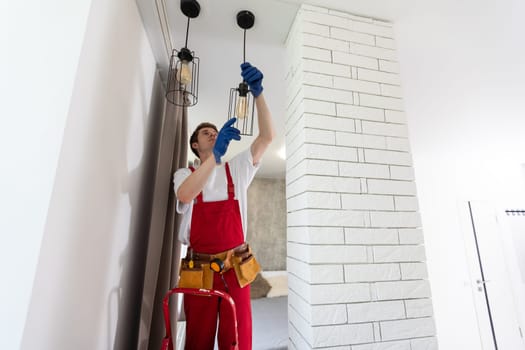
[213,118,241,164]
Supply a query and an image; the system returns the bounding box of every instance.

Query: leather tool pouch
[232,244,261,288]
[177,258,213,290]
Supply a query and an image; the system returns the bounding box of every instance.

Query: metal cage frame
[166,48,200,107]
[228,84,255,136]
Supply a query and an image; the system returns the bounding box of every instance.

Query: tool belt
[177,243,261,289]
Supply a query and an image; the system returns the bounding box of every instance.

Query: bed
[251,271,288,350]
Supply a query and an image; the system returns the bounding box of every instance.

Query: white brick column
[285,5,438,349]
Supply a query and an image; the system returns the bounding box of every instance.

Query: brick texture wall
[284,5,438,349]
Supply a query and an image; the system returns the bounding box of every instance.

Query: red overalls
[184,163,252,350]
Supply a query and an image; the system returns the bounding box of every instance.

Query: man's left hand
[241,62,264,97]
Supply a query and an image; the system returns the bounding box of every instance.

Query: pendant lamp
[166,0,200,107]
[227,10,256,136]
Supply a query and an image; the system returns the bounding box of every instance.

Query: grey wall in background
[247,177,287,271]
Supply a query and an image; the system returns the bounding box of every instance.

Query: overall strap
[224,162,235,200]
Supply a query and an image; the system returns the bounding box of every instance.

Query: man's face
[193,127,217,156]
[199,127,217,144]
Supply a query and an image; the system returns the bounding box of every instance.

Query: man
[173,62,274,350]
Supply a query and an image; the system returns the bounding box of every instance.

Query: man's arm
[240,62,275,165]
[250,93,275,165]
[176,156,216,204]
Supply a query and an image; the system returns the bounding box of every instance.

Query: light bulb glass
[177,61,192,85]
[235,96,248,119]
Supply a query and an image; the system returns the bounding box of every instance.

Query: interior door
[497,207,525,344]
[464,201,525,349]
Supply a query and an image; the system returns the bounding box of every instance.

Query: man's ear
[191,142,198,150]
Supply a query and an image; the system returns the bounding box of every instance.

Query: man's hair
[189,122,218,158]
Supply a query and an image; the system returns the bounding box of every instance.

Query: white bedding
[251,270,288,349]
[252,296,288,350]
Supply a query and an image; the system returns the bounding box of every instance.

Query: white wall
[13,0,159,348]
[285,6,436,349]
[394,0,525,348]
[1,1,92,348]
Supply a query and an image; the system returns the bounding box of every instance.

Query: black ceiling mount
[181,0,200,18]
[236,10,255,30]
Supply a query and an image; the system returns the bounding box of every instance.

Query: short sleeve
[173,167,192,214]
[228,148,260,190]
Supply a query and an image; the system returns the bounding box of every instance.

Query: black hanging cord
[243,29,246,63]
[184,16,190,48]
[236,10,253,65]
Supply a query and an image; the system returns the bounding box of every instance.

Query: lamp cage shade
[228,83,255,136]
[166,48,199,107]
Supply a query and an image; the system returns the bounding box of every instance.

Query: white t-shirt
[173,149,260,245]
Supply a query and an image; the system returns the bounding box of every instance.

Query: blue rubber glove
[240,62,264,97]
[213,118,241,164]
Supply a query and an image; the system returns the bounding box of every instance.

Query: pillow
[261,271,288,298]
[250,273,271,299]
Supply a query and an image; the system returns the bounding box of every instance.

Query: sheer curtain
[138,70,188,350]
